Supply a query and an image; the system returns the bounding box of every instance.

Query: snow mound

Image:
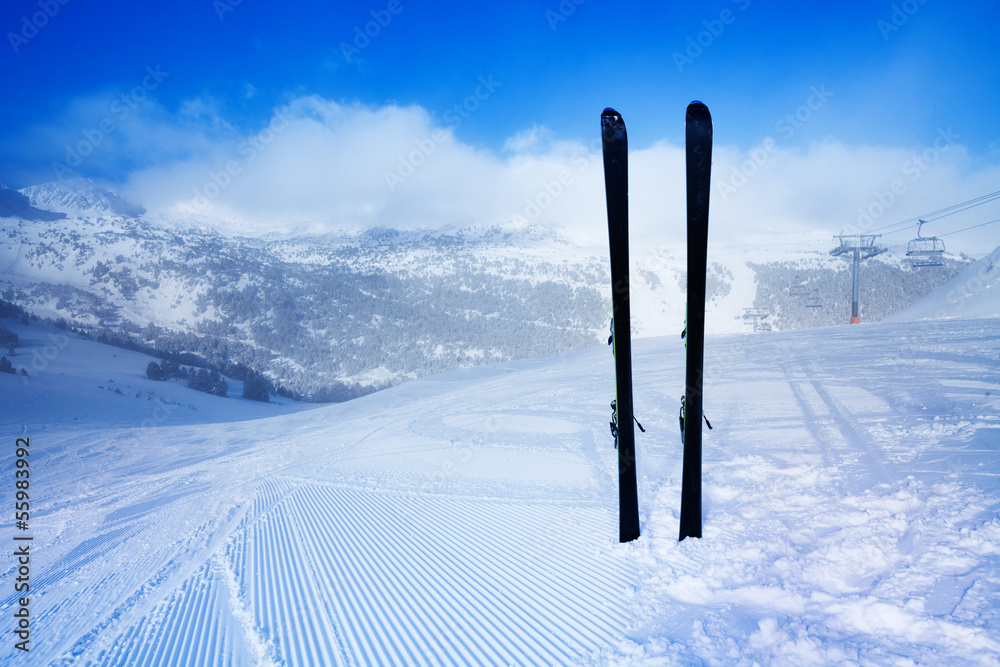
[888,244,1000,321]
[20,177,145,218]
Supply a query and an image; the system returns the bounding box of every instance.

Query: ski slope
[0,320,314,435]
[889,244,1000,322]
[2,317,999,665]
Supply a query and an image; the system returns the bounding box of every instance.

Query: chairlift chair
[906,219,945,267]
[789,278,810,297]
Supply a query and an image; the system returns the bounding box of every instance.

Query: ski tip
[601,108,627,142]
[686,101,712,135]
[687,100,710,116]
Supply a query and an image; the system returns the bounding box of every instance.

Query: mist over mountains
[0,178,974,400]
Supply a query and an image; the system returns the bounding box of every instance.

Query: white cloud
[177,97,234,134]
[17,88,230,185]
[127,98,610,240]
[708,138,1000,255]
[112,95,1000,254]
[502,125,553,153]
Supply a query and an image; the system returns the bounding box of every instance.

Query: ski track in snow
[2,319,1000,665]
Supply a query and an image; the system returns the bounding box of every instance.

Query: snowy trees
[0,326,18,353]
[187,368,228,397]
[748,256,968,329]
[145,360,228,398]
[145,361,164,381]
[4,222,613,398]
[242,373,269,403]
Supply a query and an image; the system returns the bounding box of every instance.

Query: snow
[889,244,1000,322]
[0,320,313,433]
[19,178,144,218]
[2,316,999,665]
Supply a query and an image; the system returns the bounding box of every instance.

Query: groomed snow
[1,317,999,665]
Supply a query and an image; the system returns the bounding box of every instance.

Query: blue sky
[2,0,999,251]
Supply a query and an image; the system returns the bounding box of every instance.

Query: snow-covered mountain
[0,184,65,221]
[2,307,998,665]
[1,187,614,397]
[19,178,145,218]
[0,178,976,398]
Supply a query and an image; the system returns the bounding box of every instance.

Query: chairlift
[804,289,823,308]
[789,282,810,297]
[743,307,770,332]
[906,219,945,267]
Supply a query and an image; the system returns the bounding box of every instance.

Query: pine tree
[242,373,270,402]
[0,327,17,352]
[145,361,164,380]
[209,369,228,397]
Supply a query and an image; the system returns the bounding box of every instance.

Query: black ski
[601,107,640,543]
[679,101,713,541]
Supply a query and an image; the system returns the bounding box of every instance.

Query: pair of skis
[601,102,712,543]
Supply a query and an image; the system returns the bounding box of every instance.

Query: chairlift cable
[937,217,1000,238]
[864,189,1000,236]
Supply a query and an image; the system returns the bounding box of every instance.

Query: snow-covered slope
[889,244,1000,321]
[1,315,998,665]
[0,318,314,433]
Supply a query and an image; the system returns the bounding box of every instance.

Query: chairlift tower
[830,234,887,324]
